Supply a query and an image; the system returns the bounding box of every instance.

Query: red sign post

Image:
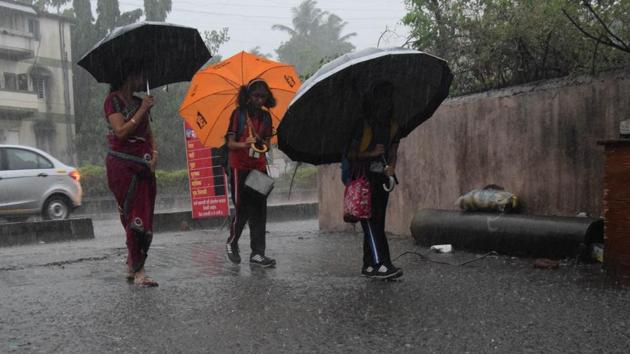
[184,122,229,218]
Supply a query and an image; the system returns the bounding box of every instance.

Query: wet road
[1,218,629,353]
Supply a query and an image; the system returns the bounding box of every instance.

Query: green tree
[70,0,96,133]
[28,0,69,12]
[563,0,630,55]
[204,27,230,63]
[143,0,172,22]
[273,0,356,77]
[71,0,108,165]
[95,0,142,33]
[249,46,272,59]
[402,0,630,95]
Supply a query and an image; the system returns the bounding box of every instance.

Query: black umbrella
[277,47,453,165]
[77,21,211,90]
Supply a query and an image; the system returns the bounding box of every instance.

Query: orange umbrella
[179,51,301,147]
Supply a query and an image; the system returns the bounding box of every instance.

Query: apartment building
[0,0,75,163]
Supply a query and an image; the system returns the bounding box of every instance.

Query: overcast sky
[111,0,411,59]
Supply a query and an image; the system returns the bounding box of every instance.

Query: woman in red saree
[103,69,158,287]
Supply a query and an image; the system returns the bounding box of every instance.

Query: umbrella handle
[380,155,399,188]
[247,124,268,153]
[251,143,268,153]
[383,175,396,192]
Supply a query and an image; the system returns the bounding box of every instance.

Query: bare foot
[134,268,158,287]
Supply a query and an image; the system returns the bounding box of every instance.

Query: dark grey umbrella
[77,21,210,90]
[277,47,453,165]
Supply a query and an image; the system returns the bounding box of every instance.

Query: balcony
[0,89,38,118]
[0,28,35,60]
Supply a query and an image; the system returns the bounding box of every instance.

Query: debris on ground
[591,243,604,263]
[533,258,560,269]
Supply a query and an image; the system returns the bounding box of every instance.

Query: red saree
[104,92,156,273]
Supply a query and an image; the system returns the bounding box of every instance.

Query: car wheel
[43,196,70,220]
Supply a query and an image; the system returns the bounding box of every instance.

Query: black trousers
[226,168,268,256]
[360,173,392,268]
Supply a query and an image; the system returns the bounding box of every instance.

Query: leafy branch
[562,1,630,54]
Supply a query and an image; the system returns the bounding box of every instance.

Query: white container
[430,244,453,253]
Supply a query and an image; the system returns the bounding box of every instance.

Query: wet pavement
[1,218,630,353]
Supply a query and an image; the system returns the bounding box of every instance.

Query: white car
[0,145,82,222]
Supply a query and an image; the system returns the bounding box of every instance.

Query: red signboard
[184,122,229,218]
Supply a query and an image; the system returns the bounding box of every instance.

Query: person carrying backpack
[225,79,276,267]
[345,80,403,279]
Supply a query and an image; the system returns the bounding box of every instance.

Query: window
[36,154,53,169]
[33,77,46,99]
[0,9,18,30]
[6,148,53,170]
[4,73,17,91]
[27,18,39,39]
[17,73,28,91]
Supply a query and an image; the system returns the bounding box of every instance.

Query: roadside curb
[0,218,95,247]
[153,202,318,233]
[0,203,317,247]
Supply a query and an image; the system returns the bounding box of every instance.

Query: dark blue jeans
[360,172,392,268]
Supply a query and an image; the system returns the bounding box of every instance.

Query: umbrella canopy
[277,47,453,165]
[178,51,301,148]
[77,21,210,89]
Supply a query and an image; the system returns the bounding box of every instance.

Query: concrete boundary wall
[319,71,630,235]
